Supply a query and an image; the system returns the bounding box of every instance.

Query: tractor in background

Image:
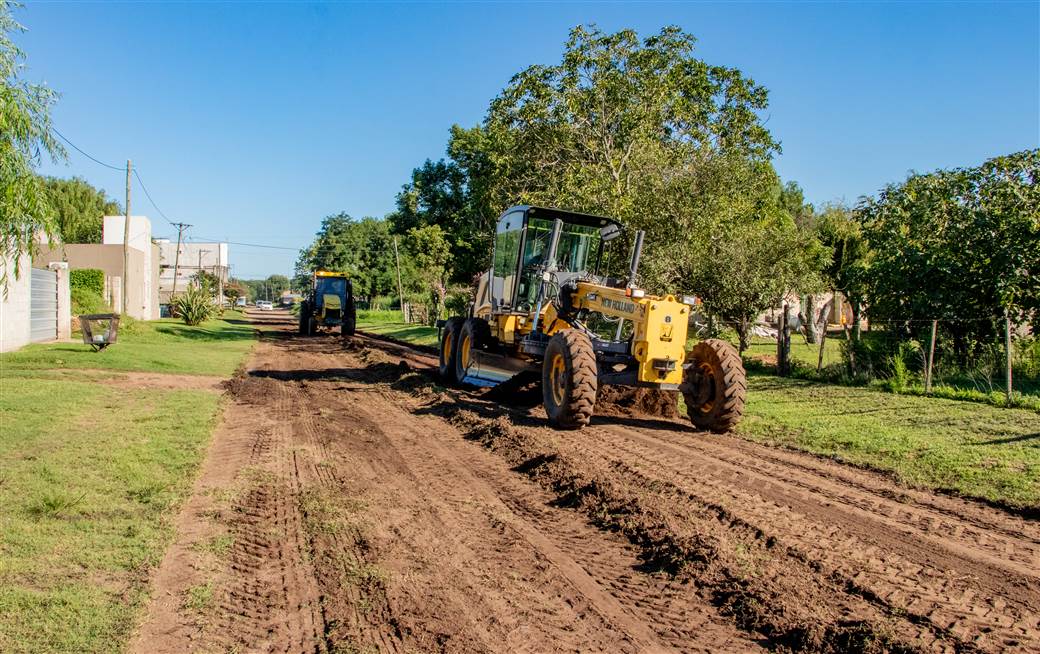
[438,205,745,432]
[298,271,356,337]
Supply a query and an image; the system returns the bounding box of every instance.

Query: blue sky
[19,1,1039,279]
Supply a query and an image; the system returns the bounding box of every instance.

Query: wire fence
[760,306,1038,406]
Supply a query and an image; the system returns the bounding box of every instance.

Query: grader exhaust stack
[438,205,745,433]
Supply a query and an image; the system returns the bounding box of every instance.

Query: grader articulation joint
[438,205,746,432]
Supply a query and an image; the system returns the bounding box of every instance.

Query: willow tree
[0,1,64,288]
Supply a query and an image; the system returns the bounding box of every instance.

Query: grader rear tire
[683,338,745,432]
[439,317,464,385]
[542,330,598,429]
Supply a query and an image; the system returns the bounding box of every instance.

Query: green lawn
[357,310,439,348]
[0,314,257,652]
[740,332,845,368]
[0,312,257,377]
[739,373,1040,509]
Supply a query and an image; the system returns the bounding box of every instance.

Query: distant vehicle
[298,271,355,337]
[235,297,247,308]
[256,301,274,311]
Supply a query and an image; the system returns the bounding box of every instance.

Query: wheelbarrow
[79,314,121,351]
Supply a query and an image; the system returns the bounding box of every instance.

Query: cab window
[492,212,523,309]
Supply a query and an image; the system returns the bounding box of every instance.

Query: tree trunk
[803,294,818,344]
[736,321,750,353]
[851,300,862,342]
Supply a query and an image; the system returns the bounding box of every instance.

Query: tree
[686,214,827,352]
[388,159,488,282]
[224,279,247,304]
[43,176,122,244]
[815,204,870,339]
[395,25,826,335]
[296,214,399,301]
[857,149,1039,359]
[1,2,64,289]
[191,269,219,296]
[402,224,452,323]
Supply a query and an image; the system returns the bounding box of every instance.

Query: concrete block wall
[0,251,33,353]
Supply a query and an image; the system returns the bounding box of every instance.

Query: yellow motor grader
[438,205,745,431]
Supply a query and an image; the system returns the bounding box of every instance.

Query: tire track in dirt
[580,424,1039,651]
[359,337,1038,653]
[136,322,1037,654]
[282,350,757,653]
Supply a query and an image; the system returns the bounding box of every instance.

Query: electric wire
[132,169,178,227]
[51,127,125,171]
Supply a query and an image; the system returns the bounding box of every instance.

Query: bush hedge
[69,269,104,297]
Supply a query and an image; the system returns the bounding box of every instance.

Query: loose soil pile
[133,320,1040,654]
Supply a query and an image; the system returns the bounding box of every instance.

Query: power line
[51,127,125,171]
[132,169,177,227]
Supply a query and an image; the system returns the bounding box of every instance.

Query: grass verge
[357,310,438,348]
[0,312,256,377]
[0,312,257,652]
[0,380,222,652]
[739,373,1040,510]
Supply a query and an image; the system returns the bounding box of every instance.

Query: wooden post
[392,237,405,320]
[1005,309,1013,406]
[842,321,857,376]
[817,323,827,372]
[778,303,791,376]
[925,320,937,394]
[122,160,132,316]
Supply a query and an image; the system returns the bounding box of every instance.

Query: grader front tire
[683,338,746,433]
[542,330,598,429]
[439,317,464,385]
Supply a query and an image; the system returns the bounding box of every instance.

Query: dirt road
[132,311,1040,653]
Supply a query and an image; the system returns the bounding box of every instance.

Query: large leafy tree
[814,203,870,338]
[396,25,825,334]
[857,149,1039,355]
[43,176,122,244]
[296,214,400,300]
[1,1,64,287]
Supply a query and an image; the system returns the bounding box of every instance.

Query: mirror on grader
[439,205,746,432]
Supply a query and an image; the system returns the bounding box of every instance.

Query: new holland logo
[603,298,636,314]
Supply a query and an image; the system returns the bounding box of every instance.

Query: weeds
[183,582,214,612]
[26,491,87,518]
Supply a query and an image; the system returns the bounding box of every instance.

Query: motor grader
[438,205,746,431]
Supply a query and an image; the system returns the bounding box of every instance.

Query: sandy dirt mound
[596,386,680,419]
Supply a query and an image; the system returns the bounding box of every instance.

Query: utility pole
[122,159,132,316]
[197,249,211,289]
[392,237,405,318]
[170,223,191,300]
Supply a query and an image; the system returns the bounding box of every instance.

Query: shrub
[170,286,217,326]
[69,268,104,296]
[444,285,472,317]
[70,286,108,317]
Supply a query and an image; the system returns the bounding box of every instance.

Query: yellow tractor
[439,205,746,431]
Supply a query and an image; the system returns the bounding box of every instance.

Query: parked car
[256,301,274,311]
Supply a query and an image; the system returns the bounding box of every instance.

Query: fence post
[817,322,827,372]
[926,320,937,394]
[1005,309,1013,406]
[778,303,791,376]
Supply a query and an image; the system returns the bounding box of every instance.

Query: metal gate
[30,268,58,342]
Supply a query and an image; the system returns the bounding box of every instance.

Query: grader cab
[438,205,746,432]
